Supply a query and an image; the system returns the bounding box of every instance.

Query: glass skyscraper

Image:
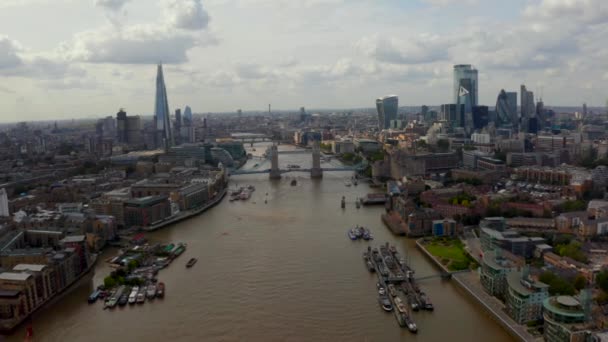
[495,89,517,128]
[376,95,398,130]
[155,63,173,148]
[453,64,478,117]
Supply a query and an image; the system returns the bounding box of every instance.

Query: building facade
[376,95,398,130]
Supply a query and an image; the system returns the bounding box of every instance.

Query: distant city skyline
[0,0,607,122]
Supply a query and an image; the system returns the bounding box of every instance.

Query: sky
[0,0,607,122]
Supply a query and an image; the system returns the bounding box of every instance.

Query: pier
[363,242,435,333]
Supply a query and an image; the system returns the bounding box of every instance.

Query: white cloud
[523,0,608,25]
[61,25,202,64]
[422,0,478,7]
[163,0,210,30]
[95,0,131,11]
[0,36,23,69]
[356,34,451,65]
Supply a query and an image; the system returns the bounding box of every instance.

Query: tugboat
[156,282,165,298]
[362,228,373,241]
[186,258,198,268]
[347,228,358,240]
[378,296,393,312]
[354,226,364,239]
[420,292,434,311]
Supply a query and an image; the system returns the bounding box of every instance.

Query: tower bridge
[229,141,366,179]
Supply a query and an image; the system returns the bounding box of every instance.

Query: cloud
[422,0,478,7]
[94,0,130,11]
[523,0,608,25]
[163,0,210,30]
[356,34,451,65]
[0,36,23,69]
[62,25,202,64]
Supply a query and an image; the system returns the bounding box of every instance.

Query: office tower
[376,95,398,130]
[183,106,193,126]
[521,85,535,131]
[506,92,518,124]
[300,107,307,123]
[583,103,587,118]
[495,90,517,128]
[116,109,128,143]
[453,64,478,115]
[440,104,465,127]
[126,116,143,147]
[175,109,182,131]
[154,63,173,149]
[421,105,429,122]
[472,106,489,130]
[0,188,8,217]
[536,99,545,130]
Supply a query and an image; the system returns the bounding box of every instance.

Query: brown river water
[5,143,513,342]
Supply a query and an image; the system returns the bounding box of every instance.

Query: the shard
[155,63,173,149]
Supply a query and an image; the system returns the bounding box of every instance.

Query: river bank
[415,238,537,342]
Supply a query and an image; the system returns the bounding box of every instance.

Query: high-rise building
[376,95,398,130]
[154,64,173,149]
[583,103,588,119]
[0,188,9,217]
[116,109,128,143]
[472,106,489,130]
[521,85,535,131]
[183,106,193,126]
[453,65,478,116]
[440,104,465,128]
[175,109,182,131]
[421,105,429,122]
[495,90,517,128]
[126,116,143,148]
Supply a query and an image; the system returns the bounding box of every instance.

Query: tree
[104,276,116,288]
[574,274,587,290]
[539,271,576,296]
[597,271,608,292]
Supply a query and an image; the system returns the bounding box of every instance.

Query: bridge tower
[269,143,281,179]
[311,141,323,178]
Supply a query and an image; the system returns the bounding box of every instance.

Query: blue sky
[0,0,606,122]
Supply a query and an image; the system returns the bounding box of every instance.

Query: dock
[363,242,434,333]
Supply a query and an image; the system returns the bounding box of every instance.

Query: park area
[422,237,478,271]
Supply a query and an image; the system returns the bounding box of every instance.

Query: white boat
[147,285,157,299]
[344,180,352,187]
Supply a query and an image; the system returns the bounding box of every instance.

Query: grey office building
[376,95,398,130]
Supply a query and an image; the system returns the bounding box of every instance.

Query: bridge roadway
[229,167,360,175]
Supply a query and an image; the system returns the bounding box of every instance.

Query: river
[7,142,514,341]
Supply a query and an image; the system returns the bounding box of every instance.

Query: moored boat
[394,297,407,313]
[88,289,101,304]
[146,285,157,299]
[378,296,393,312]
[347,229,358,240]
[388,284,397,297]
[156,282,165,298]
[136,286,146,304]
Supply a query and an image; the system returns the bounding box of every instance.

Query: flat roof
[61,235,85,243]
[543,296,585,318]
[13,264,47,272]
[0,272,32,281]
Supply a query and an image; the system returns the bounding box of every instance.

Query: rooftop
[507,271,548,296]
[12,264,47,272]
[61,235,85,243]
[0,272,32,282]
[543,296,586,318]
